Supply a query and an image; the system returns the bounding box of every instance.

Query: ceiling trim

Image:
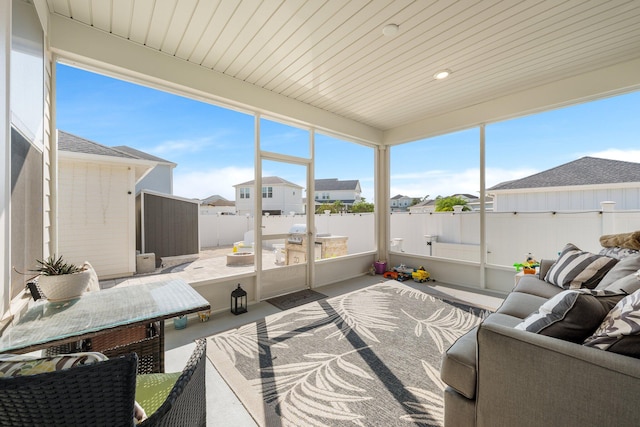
[384,57,640,145]
[47,13,383,146]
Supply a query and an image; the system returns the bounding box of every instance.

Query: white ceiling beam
[384,57,640,145]
[47,14,383,146]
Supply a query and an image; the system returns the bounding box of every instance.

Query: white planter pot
[38,270,91,302]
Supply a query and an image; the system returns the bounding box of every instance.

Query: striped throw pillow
[544,243,618,289]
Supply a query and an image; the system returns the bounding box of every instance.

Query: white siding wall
[329,189,357,202]
[136,163,173,195]
[235,184,303,216]
[58,159,135,278]
[235,186,252,215]
[494,187,640,212]
[262,185,303,214]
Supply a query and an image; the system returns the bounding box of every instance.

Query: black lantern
[230,284,248,315]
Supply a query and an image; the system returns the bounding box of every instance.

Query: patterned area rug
[207,281,489,427]
[266,289,328,310]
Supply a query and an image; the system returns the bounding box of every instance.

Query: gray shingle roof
[112,145,175,165]
[315,178,360,191]
[489,157,640,190]
[235,176,303,188]
[391,194,409,200]
[201,194,234,206]
[58,130,137,159]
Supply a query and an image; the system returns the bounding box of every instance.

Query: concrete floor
[159,274,504,426]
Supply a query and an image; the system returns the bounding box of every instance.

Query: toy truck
[412,267,431,283]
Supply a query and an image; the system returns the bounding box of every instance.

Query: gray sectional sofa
[441,245,640,427]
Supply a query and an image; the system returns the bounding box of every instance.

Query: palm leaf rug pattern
[208,281,489,427]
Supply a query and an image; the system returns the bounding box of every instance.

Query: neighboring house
[314,179,362,209]
[390,194,414,212]
[234,176,304,216]
[408,198,435,213]
[200,194,235,215]
[112,145,176,195]
[407,194,493,213]
[57,131,155,278]
[448,193,494,211]
[488,157,640,212]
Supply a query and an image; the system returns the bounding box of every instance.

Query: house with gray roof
[314,179,362,209]
[488,157,640,212]
[234,176,304,216]
[390,194,414,212]
[112,145,177,195]
[200,194,235,215]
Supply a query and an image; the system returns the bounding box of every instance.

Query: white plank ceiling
[43,0,640,133]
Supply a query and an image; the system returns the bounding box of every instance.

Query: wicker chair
[140,338,207,427]
[0,339,207,427]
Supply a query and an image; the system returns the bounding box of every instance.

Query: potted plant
[34,255,91,301]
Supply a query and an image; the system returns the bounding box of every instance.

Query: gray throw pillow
[545,243,618,289]
[583,289,640,359]
[596,254,640,289]
[514,289,625,343]
[604,270,640,294]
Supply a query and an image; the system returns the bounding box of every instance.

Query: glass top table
[0,278,210,354]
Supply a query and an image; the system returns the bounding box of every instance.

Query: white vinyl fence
[200,204,640,269]
[390,204,640,266]
[199,211,376,255]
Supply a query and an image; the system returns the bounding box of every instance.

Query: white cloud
[173,166,254,200]
[151,132,234,155]
[583,149,640,163]
[390,167,539,199]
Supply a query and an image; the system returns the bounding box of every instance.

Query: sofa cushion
[583,289,640,358]
[514,289,625,343]
[441,313,521,400]
[513,275,563,299]
[136,371,181,417]
[496,292,549,320]
[544,243,618,289]
[441,327,478,399]
[596,254,640,289]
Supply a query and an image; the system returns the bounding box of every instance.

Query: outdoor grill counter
[284,224,348,265]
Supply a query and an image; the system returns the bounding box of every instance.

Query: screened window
[262,186,273,198]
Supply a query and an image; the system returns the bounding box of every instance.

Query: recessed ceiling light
[382,24,399,36]
[433,69,452,80]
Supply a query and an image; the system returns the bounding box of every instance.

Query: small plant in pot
[34,255,91,302]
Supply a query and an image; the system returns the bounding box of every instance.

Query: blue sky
[56,64,640,202]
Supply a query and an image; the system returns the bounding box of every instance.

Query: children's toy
[389,264,414,281]
[384,264,433,282]
[383,271,399,280]
[513,253,539,274]
[412,266,431,283]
